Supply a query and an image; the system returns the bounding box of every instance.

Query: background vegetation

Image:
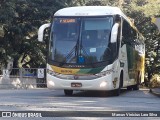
[0,0,160,82]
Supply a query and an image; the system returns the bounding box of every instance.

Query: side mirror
[110,23,119,43]
[115,15,121,23]
[38,23,51,42]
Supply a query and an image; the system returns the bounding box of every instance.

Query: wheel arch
[120,70,124,88]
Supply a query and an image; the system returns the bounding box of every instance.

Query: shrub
[149,74,160,88]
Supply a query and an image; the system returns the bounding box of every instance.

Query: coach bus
[38,6,145,96]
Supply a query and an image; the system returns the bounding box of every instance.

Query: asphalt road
[0,88,159,120]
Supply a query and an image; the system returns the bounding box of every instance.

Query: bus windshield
[49,17,114,64]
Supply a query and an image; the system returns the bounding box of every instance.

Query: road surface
[0,88,159,120]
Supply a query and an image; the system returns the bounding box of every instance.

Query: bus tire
[127,86,132,90]
[114,86,121,96]
[133,73,141,90]
[114,72,123,96]
[132,84,139,90]
[64,90,73,96]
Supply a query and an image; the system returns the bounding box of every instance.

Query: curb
[150,88,160,97]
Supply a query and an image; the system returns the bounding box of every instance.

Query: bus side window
[122,20,137,47]
[122,20,130,46]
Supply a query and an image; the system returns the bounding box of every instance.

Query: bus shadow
[72,88,129,97]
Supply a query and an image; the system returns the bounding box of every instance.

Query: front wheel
[64,90,73,96]
[114,73,123,96]
[114,74,123,96]
[114,86,121,96]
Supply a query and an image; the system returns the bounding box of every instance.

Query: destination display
[59,19,76,23]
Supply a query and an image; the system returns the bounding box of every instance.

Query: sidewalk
[150,88,160,97]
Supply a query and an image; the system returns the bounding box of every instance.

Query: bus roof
[54,6,128,18]
[54,6,144,41]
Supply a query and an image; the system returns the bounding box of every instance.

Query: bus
[38,6,145,96]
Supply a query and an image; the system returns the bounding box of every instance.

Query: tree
[128,0,160,79]
[0,0,63,68]
[0,0,160,77]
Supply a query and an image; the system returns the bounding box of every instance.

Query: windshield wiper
[65,45,77,62]
[59,40,79,67]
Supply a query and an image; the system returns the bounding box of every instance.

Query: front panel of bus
[46,16,121,90]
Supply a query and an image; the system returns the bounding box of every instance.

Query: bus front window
[49,17,114,65]
[81,17,113,63]
[50,18,80,63]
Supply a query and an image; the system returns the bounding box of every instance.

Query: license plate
[71,83,82,87]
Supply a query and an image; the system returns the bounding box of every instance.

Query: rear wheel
[64,90,73,96]
[132,84,139,90]
[133,73,141,90]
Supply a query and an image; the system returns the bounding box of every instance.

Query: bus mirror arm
[38,23,51,42]
[110,23,119,43]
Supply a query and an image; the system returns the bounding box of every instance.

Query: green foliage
[149,74,160,88]
[0,0,60,68]
[0,0,160,80]
[130,0,160,77]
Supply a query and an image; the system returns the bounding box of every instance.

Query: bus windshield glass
[49,17,113,64]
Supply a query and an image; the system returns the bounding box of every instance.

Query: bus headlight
[100,81,107,87]
[47,69,57,76]
[96,71,107,77]
[96,69,114,77]
[48,81,55,87]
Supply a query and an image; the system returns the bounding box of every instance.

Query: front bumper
[47,74,118,91]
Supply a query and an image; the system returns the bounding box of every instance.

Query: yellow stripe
[51,65,80,75]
